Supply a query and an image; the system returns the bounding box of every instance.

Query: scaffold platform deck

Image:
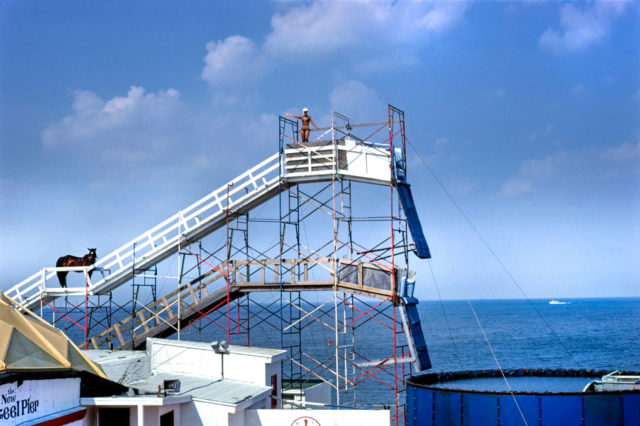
[89,257,398,351]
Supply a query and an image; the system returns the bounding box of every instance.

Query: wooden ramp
[90,257,396,350]
[7,141,391,312]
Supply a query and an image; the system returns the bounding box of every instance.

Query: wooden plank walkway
[89,257,396,350]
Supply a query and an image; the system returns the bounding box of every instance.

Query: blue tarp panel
[407,371,640,425]
[541,395,583,426]
[498,394,539,426]
[584,394,623,425]
[396,182,431,259]
[406,386,432,426]
[393,147,431,259]
[404,301,432,370]
[434,390,461,426]
[462,393,498,426]
[623,394,640,424]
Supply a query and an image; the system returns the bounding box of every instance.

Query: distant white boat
[549,300,570,305]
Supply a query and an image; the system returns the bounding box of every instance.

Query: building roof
[85,343,274,407]
[83,349,150,384]
[128,372,271,406]
[147,337,287,362]
[0,292,107,379]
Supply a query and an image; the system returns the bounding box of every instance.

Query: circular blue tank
[406,369,640,425]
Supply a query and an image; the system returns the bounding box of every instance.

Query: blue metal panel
[623,394,640,424]
[404,301,432,370]
[392,147,431,259]
[406,385,416,425]
[498,394,539,426]
[396,182,431,259]
[462,392,498,426]
[434,390,461,426]
[407,386,433,426]
[540,395,582,426]
[407,370,640,426]
[584,394,623,425]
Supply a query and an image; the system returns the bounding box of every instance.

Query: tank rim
[407,368,640,396]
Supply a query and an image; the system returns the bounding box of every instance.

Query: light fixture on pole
[211,340,230,380]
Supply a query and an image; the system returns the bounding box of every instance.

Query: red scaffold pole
[388,104,400,425]
[226,184,231,344]
[85,271,89,349]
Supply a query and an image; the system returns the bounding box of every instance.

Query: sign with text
[0,377,80,425]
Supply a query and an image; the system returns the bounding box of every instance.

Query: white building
[83,338,288,426]
[83,338,389,426]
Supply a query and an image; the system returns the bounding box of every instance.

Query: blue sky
[1,1,638,299]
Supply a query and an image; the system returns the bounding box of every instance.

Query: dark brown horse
[56,248,97,288]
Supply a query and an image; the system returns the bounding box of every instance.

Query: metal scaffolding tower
[9,105,430,425]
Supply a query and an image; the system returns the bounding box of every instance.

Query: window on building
[99,408,129,426]
[160,410,174,426]
[271,374,278,408]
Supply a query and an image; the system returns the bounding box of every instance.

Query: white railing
[7,142,391,311]
[283,139,391,184]
[6,152,281,310]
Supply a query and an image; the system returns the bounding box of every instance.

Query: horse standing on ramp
[56,248,98,288]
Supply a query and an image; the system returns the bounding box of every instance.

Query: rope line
[405,137,579,364]
[467,299,528,426]
[427,262,462,365]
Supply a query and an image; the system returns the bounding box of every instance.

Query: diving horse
[56,248,97,288]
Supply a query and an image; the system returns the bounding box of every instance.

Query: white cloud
[421,136,450,165]
[197,2,468,104]
[328,80,383,123]
[600,141,640,163]
[265,1,467,58]
[540,1,629,52]
[39,86,279,192]
[520,154,566,176]
[528,123,553,142]
[498,152,569,197]
[598,140,640,178]
[42,86,184,158]
[499,141,640,197]
[500,177,535,197]
[434,137,449,151]
[201,1,468,86]
[201,36,266,87]
[419,2,468,31]
[448,176,477,195]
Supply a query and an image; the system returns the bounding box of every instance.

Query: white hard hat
[302,108,309,112]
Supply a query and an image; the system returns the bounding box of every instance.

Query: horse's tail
[56,256,67,287]
[57,271,67,288]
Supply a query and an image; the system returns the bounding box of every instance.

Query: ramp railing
[6,152,280,310]
[7,142,392,312]
[89,257,397,350]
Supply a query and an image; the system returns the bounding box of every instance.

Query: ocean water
[415,298,640,372]
[185,297,640,407]
[59,297,640,407]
